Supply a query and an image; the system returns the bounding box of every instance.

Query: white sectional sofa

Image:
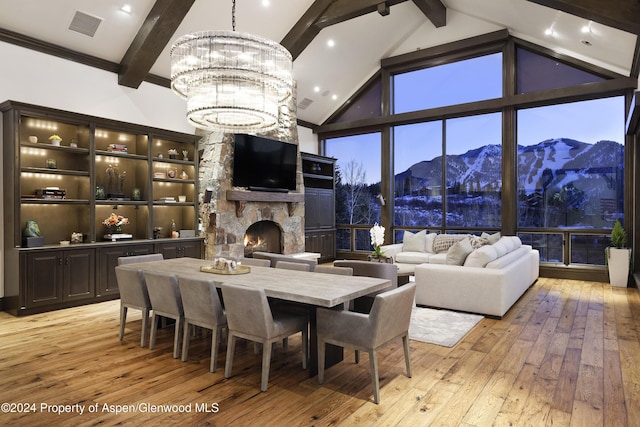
[381,231,539,318]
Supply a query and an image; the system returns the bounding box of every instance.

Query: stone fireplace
[196,89,305,260]
[243,220,282,257]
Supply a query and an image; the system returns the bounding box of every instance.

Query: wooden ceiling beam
[118,0,195,88]
[526,0,640,35]
[281,0,425,60]
[411,0,446,28]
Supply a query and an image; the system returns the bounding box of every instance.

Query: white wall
[0,41,318,298]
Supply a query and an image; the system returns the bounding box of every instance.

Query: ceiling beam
[526,0,640,35]
[118,0,195,89]
[411,0,446,28]
[281,0,431,60]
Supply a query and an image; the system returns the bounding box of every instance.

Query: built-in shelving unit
[301,152,336,263]
[1,100,203,315]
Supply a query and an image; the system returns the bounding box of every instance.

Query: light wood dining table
[116,257,392,376]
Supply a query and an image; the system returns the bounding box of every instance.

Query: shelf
[95,150,147,160]
[22,167,90,176]
[21,198,90,204]
[303,172,333,181]
[21,142,90,154]
[96,200,148,206]
[152,177,195,184]
[152,157,192,165]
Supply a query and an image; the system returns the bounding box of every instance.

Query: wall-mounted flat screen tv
[232,134,297,192]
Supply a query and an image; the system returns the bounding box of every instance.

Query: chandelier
[170,0,293,133]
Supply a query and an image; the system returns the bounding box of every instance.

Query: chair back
[275,261,311,272]
[241,258,271,267]
[220,283,273,337]
[252,251,317,269]
[313,265,353,276]
[144,272,183,316]
[118,253,164,265]
[178,277,226,325]
[369,283,416,347]
[115,267,150,308]
[333,260,397,293]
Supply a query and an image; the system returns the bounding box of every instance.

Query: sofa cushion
[500,236,516,252]
[482,231,501,244]
[464,244,499,267]
[492,239,508,257]
[446,238,473,265]
[428,253,448,264]
[433,234,468,253]
[486,246,529,269]
[396,251,431,264]
[402,230,427,252]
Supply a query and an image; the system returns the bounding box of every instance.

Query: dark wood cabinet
[302,153,336,263]
[22,249,95,310]
[156,239,203,259]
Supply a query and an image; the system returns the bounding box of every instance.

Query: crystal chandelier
[170,0,293,133]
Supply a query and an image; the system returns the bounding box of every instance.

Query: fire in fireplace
[244,220,282,257]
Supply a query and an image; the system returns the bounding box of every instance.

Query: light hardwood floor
[0,277,639,426]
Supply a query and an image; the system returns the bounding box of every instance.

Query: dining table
[116,257,392,376]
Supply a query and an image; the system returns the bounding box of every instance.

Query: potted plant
[606,219,631,287]
[48,134,62,146]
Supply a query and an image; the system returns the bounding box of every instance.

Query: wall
[0,41,318,298]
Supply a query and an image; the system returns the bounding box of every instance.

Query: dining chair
[115,253,164,347]
[313,265,353,276]
[240,258,271,267]
[316,283,416,404]
[145,271,184,359]
[333,260,398,313]
[178,277,227,372]
[252,251,317,270]
[221,283,308,392]
[275,260,311,272]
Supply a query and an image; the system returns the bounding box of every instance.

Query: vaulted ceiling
[0,0,638,127]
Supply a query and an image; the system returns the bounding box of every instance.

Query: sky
[326,52,625,185]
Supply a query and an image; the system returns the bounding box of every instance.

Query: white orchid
[370,223,385,257]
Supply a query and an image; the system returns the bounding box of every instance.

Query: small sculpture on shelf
[168,148,178,159]
[22,220,44,247]
[105,164,127,199]
[182,150,189,161]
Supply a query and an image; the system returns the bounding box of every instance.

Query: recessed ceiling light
[314,86,320,93]
[581,39,592,46]
[262,0,270,7]
[327,39,335,48]
[120,4,132,14]
[544,27,556,37]
[331,94,338,100]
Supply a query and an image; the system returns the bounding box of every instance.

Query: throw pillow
[402,230,427,252]
[464,245,499,267]
[446,237,473,265]
[433,234,468,253]
[469,235,489,249]
[492,240,508,257]
[425,232,437,253]
[481,231,501,244]
[499,236,516,252]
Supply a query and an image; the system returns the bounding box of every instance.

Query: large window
[517,97,625,264]
[393,53,502,113]
[326,133,382,251]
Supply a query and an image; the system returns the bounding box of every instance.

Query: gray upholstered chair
[115,253,164,347]
[240,258,271,267]
[275,260,311,271]
[313,265,353,276]
[145,272,184,359]
[178,277,227,372]
[316,283,416,404]
[333,260,398,312]
[221,283,308,391]
[252,251,317,270]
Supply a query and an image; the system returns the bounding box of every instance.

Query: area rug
[409,307,483,347]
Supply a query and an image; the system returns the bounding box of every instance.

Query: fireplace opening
[244,220,282,257]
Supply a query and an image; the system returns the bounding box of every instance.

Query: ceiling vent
[69,11,103,37]
[298,98,314,110]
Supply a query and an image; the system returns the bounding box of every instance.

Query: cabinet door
[97,245,153,296]
[157,242,181,259]
[319,231,336,262]
[305,231,319,253]
[63,250,95,301]
[24,251,63,308]
[304,189,320,228]
[180,241,202,258]
[316,189,335,228]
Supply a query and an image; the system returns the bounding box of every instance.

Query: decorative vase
[608,247,631,287]
[51,139,61,146]
[107,225,123,235]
